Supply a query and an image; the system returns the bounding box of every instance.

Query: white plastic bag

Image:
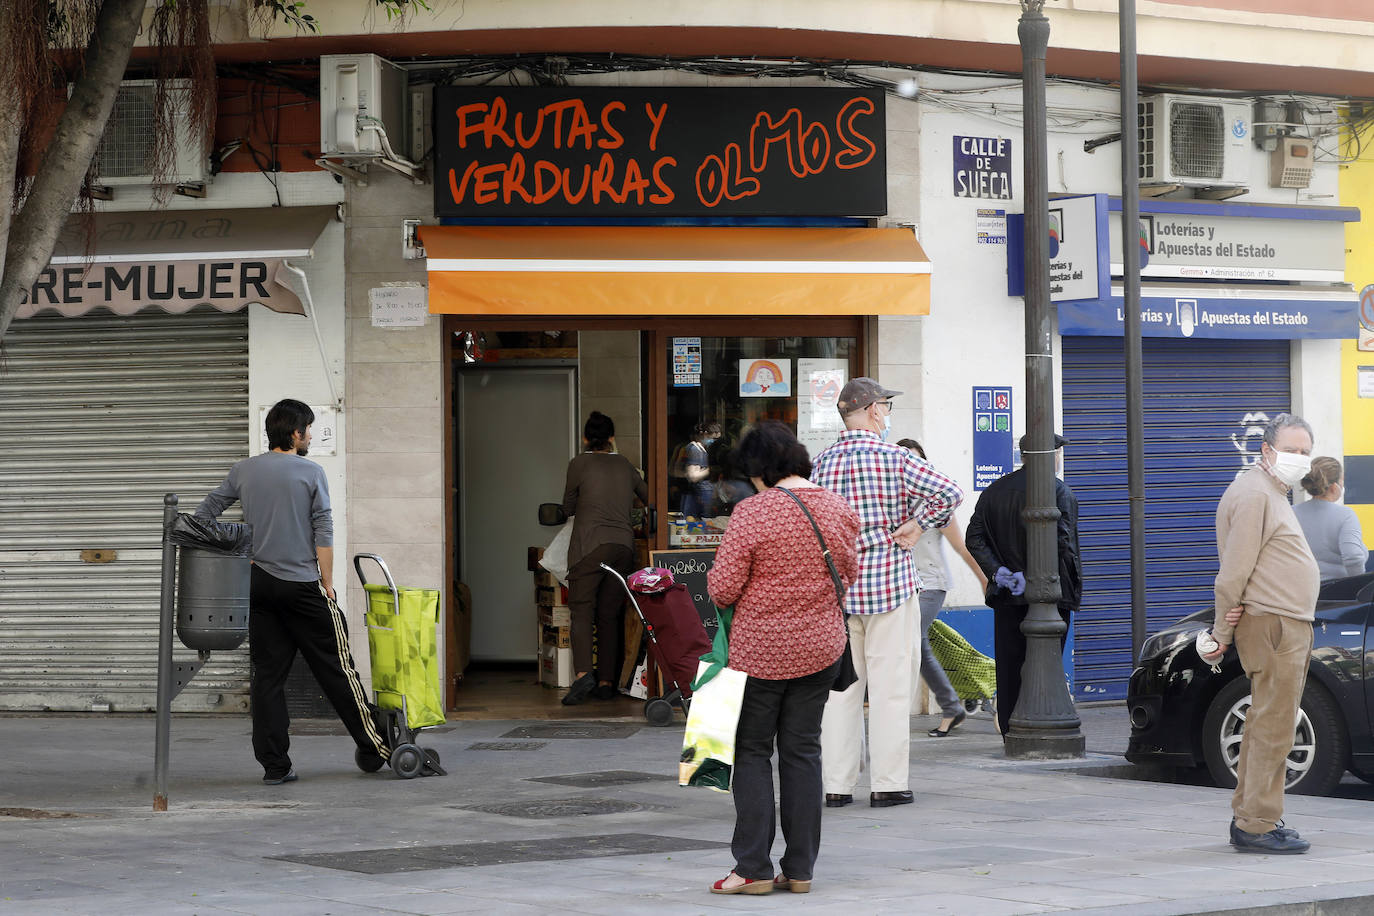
[538,519,574,585]
[679,659,747,792]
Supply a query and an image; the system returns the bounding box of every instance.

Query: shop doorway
[457,366,577,661]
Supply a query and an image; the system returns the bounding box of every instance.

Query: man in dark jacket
[965,433,1081,737]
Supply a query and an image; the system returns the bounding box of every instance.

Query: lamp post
[1006,0,1085,759]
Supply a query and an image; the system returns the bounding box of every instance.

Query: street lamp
[1008,0,1085,759]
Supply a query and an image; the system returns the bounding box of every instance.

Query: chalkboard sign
[649,549,719,635]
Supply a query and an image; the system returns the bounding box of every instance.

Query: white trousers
[821,592,919,794]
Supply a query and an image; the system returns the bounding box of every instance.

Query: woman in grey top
[1294,457,1366,581]
[899,440,988,737]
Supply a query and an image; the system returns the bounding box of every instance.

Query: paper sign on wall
[369,283,427,328]
[739,358,791,397]
[673,337,702,387]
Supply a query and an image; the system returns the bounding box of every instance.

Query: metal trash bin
[168,514,252,651]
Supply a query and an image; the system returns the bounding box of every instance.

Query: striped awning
[419,225,931,316]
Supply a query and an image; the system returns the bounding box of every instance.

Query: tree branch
[0,0,148,340]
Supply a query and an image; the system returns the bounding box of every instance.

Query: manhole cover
[502,723,640,740]
[275,832,728,874]
[467,741,548,752]
[458,797,652,818]
[527,770,672,788]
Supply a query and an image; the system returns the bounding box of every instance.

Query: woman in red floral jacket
[705,421,859,896]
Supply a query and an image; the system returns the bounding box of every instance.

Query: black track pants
[249,566,390,778]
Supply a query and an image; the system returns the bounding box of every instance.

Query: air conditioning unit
[93,80,208,187]
[1138,94,1250,188]
[320,53,409,158]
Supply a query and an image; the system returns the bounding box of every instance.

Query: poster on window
[738,358,791,397]
[797,359,847,458]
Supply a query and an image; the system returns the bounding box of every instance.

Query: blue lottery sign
[972,386,1014,491]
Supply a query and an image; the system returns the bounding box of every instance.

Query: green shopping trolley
[354,553,447,779]
[927,618,997,716]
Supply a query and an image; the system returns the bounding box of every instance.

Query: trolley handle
[353,553,401,621]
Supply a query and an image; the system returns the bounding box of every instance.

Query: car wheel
[1200,677,1347,797]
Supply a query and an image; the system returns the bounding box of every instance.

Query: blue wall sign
[1058,292,1357,339]
[972,386,1014,491]
[953,136,1013,200]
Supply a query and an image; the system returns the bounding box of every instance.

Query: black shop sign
[433,87,887,217]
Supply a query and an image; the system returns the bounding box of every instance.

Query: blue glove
[995,567,1027,597]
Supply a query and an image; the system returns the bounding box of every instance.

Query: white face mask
[880,412,892,440]
[1268,450,1311,488]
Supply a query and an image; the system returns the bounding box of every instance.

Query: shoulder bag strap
[778,486,847,611]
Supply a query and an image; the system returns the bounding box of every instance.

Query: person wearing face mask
[1293,457,1367,581]
[810,378,964,809]
[1200,413,1321,855]
[680,421,722,520]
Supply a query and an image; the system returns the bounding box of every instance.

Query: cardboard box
[536,584,569,607]
[533,568,559,588]
[541,623,571,649]
[538,605,572,628]
[527,546,545,572]
[539,644,574,688]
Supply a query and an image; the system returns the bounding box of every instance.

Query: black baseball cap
[1018,433,1070,450]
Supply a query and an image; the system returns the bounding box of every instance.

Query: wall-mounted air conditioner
[92,80,208,187]
[320,53,409,158]
[1138,94,1250,188]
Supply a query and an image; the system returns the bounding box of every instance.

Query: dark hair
[265,399,315,452]
[735,420,812,487]
[896,438,926,459]
[694,420,722,439]
[1301,456,1342,497]
[584,411,615,451]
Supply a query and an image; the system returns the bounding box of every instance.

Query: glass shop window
[665,334,858,547]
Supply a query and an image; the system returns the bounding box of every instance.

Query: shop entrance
[443,317,865,713]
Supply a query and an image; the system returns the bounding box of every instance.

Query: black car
[1126,572,1374,796]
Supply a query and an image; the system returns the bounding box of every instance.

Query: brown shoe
[774,874,811,893]
[870,790,914,807]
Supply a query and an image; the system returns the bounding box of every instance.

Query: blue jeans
[730,659,839,881]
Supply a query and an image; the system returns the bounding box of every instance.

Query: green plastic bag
[680,605,744,792]
[364,582,445,730]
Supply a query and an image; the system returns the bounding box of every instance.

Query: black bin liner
[169,513,253,557]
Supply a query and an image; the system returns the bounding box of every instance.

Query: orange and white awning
[418,225,931,316]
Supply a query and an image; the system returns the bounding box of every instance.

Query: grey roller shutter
[0,306,250,712]
[1061,337,1290,701]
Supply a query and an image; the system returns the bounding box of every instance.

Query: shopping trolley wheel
[391,743,425,779]
[643,697,674,727]
[963,699,981,715]
[355,747,386,773]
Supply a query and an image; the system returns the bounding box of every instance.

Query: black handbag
[779,487,859,693]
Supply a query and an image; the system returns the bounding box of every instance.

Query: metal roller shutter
[0,306,250,712]
[1061,336,1290,701]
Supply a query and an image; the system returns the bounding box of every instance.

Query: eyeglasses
[873,400,893,412]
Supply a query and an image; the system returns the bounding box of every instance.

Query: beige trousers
[820,593,918,794]
[1232,612,1313,835]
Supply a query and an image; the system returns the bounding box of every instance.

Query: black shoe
[561,673,597,706]
[870,791,914,808]
[928,711,967,738]
[263,769,298,785]
[1229,821,1309,854]
[592,683,617,701]
[1231,817,1298,840]
[824,793,853,808]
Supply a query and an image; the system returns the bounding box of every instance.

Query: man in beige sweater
[1201,413,1320,854]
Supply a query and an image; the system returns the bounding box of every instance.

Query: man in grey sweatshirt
[197,399,389,784]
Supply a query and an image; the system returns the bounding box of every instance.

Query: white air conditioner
[93,80,208,187]
[320,53,409,158]
[1138,94,1250,188]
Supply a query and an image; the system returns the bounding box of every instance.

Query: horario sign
[433,87,887,217]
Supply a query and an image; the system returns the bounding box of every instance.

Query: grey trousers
[918,589,964,718]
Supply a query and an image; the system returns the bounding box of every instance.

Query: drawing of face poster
[738,358,791,397]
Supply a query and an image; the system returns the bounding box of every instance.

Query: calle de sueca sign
[432,87,888,217]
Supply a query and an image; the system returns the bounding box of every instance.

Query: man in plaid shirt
[811,378,964,808]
